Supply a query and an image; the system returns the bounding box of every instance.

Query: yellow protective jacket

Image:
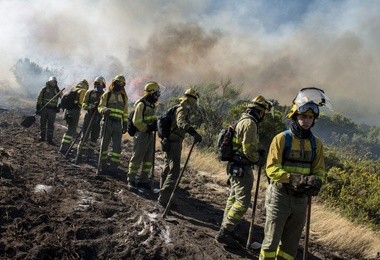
[132,98,157,132]
[98,90,128,123]
[266,131,325,183]
[169,95,198,141]
[37,83,61,108]
[232,113,260,164]
[82,89,103,111]
[68,83,87,109]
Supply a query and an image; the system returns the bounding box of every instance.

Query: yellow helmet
[144,81,160,94]
[184,88,199,100]
[247,95,271,112]
[94,76,106,87]
[113,74,126,84]
[78,79,89,90]
[287,102,319,119]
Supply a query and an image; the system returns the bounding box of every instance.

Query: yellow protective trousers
[259,183,308,260]
[221,162,254,231]
[127,131,154,183]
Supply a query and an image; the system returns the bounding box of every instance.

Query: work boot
[127,181,138,192]
[215,228,241,249]
[48,140,57,146]
[38,137,45,142]
[137,182,151,191]
[75,153,82,164]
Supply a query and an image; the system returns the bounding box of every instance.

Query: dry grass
[183,143,380,259]
[127,138,380,259]
[311,203,380,259]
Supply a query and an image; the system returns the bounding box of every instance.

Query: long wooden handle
[246,165,262,249]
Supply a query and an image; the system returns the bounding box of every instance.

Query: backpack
[217,115,257,162]
[61,90,79,110]
[216,121,239,161]
[127,101,146,137]
[283,129,317,162]
[157,105,180,139]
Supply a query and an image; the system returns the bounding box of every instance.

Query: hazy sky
[0,0,379,126]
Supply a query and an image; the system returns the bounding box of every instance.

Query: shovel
[21,88,65,128]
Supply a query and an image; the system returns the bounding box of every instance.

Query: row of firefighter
[32,74,332,259]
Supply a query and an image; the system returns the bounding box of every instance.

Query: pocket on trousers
[228,161,244,177]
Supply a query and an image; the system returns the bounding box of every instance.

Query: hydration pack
[157,105,180,139]
[60,90,79,110]
[216,121,239,161]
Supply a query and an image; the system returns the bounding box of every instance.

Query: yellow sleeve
[133,102,146,131]
[237,119,259,163]
[78,89,87,107]
[82,90,91,110]
[37,87,45,105]
[98,92,108,114]
[122,94,128,123]
[266,133,290,183]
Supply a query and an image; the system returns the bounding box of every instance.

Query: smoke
[0,0,379,125]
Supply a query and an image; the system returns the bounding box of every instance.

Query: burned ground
[0,109,360,259]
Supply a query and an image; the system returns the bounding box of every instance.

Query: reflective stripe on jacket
[82,89,103,111]
[37,85,60,108]
[98,91,128,122]
[232,113,259,163]
[133,98,157,132]
[266,131,325,183]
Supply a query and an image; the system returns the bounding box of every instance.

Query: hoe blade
[21,115,36,128]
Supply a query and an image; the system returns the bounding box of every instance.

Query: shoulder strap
[106,92,111,106]
[283,129,292,161]
[310,134,317,161]
[283,130,317,162]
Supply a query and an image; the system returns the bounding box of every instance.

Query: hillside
[0,109,365,259]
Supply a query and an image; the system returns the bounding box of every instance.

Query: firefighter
[75,76,106,163]
[36,76,63,145]
[59,79,89,154]
[127,81,160,190]
[97,74,128,173]
[157,88,202,207]
[215,95,272,249]
[259,97,326,259]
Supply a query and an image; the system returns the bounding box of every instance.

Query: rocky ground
[0,108,362,259]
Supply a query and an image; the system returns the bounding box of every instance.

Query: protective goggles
[298,102,319,116]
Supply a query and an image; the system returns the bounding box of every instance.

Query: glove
[122,122,128,134]
[304,175,323,196]
[187,127,202,144]
[161,138,170,152]
[256,149,266,167]
[55,104,62,113]
[289,174,307,191]
[36,104,42,115]
[102,107,111,116]
[146,121,158,133]
[87,104,96,111]
[289,174,322,195]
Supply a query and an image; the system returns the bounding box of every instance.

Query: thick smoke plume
[0,0,379,125]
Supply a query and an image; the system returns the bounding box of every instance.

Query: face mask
[113,81,124,91]
[95,85,104,93]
